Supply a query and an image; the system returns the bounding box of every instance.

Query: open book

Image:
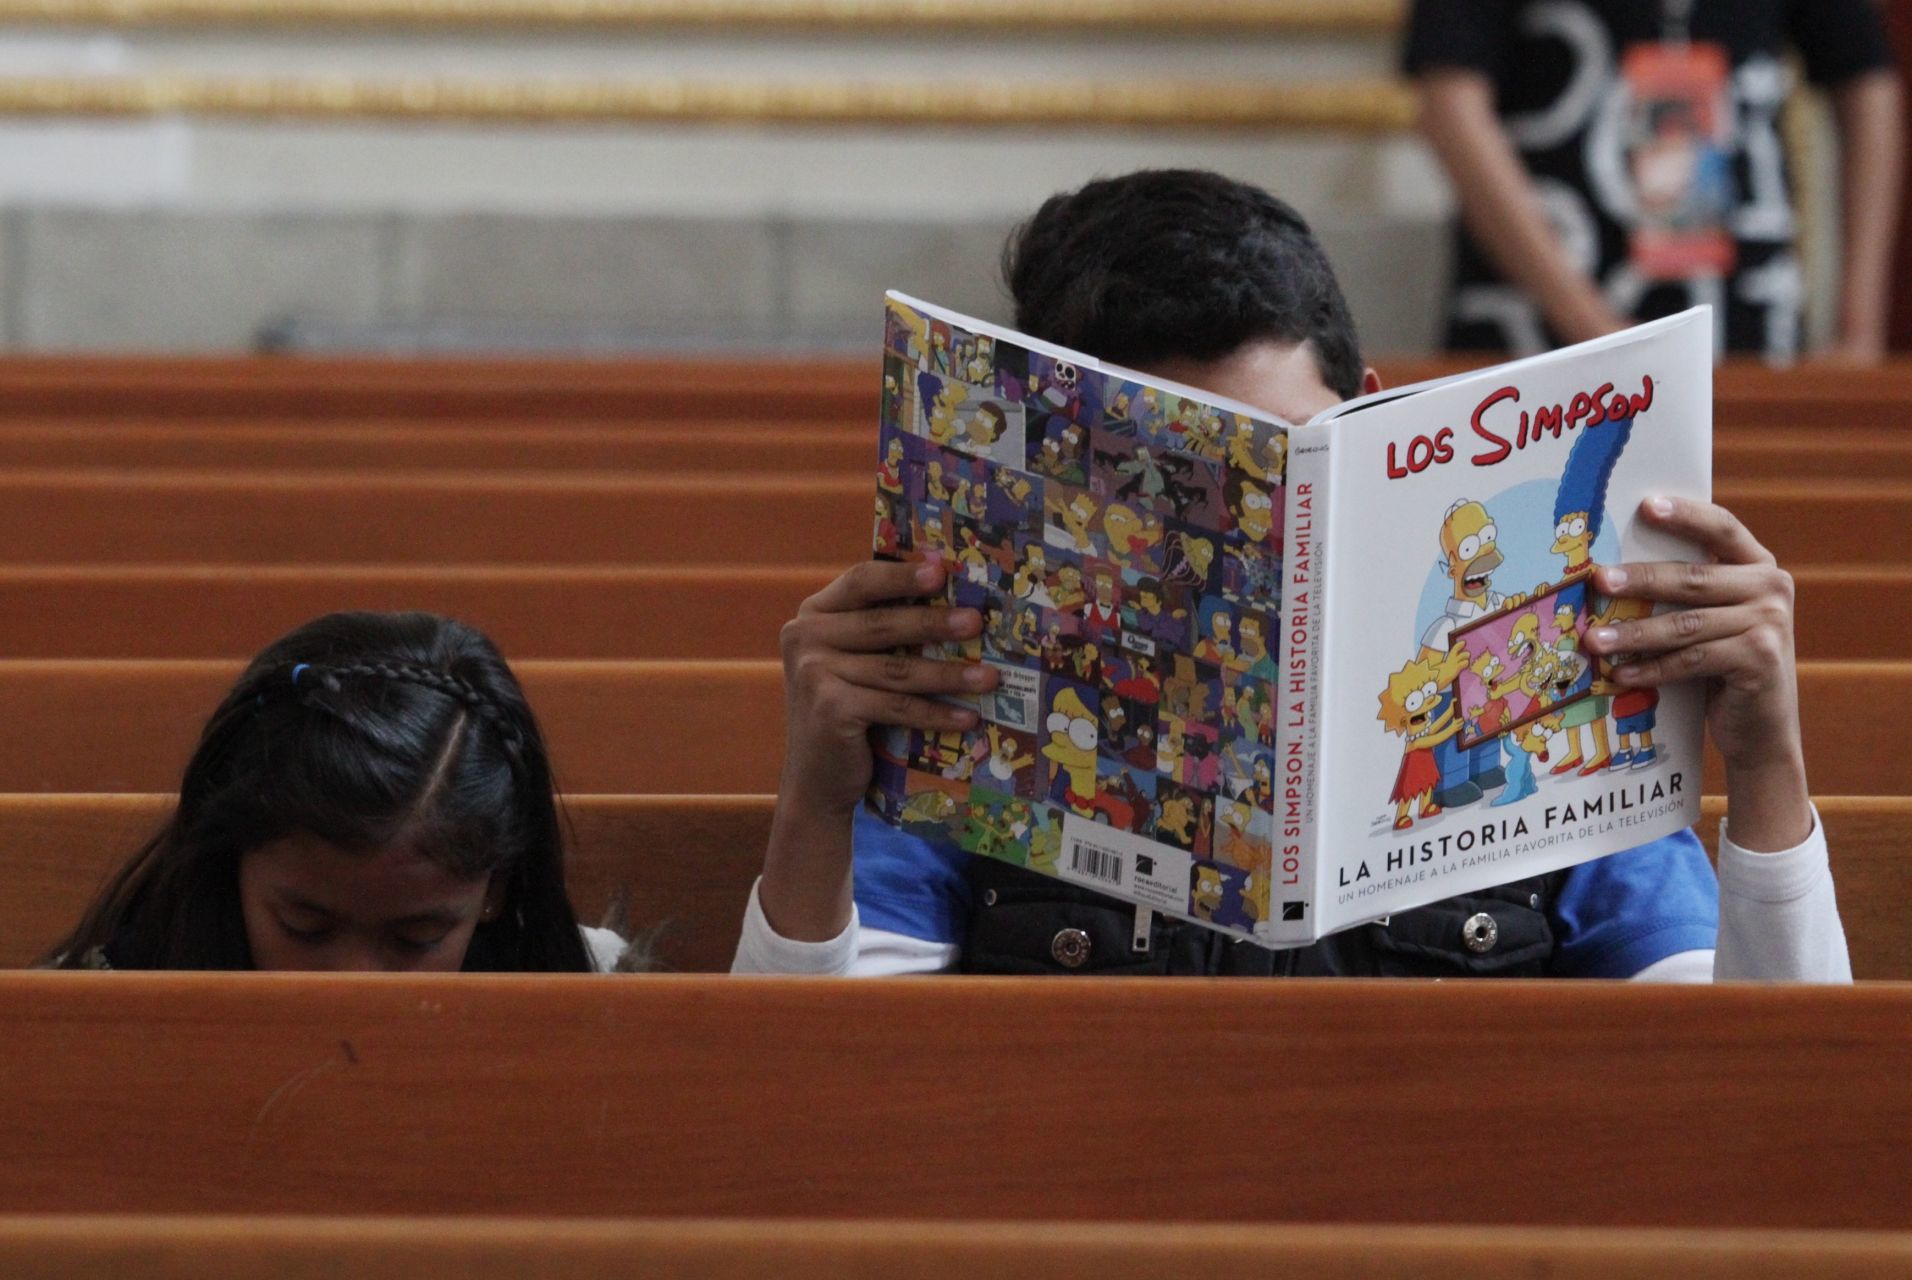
[866,292,1710,947]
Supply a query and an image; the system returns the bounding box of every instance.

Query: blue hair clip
[291,663,310,686]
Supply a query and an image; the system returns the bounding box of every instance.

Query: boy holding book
[732,169,1846,982]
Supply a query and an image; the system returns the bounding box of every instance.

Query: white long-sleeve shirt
[731,810,1850,982]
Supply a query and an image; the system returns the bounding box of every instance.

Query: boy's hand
[777,559,999,820]
[1583,497,1810,850]
[758,559,1001,943]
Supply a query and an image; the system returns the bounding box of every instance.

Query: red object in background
[1892,0,1912,351]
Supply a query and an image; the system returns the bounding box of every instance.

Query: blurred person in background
[1406,0,1903,363]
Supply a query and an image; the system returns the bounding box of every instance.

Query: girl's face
[238,832,503,972]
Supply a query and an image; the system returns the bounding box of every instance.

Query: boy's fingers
[801,605,982,654]
[1583,602,1771,658]
[1608,634,1778,690]
[801,559,945,616]
[833,653,999,697]
[1593,560,1790,607]
[1637,496,1776,567]
[824,682,980,735]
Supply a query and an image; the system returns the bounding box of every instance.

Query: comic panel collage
[867,299,1291,935]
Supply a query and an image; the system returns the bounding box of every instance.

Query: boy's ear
[1362,367,1384,397]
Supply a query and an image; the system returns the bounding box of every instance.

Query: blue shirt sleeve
[851,806,973,945]
[1548,828,1720,978]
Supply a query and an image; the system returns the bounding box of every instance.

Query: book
[866,291,1710,947]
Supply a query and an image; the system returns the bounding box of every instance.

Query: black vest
[960,858,1571,977]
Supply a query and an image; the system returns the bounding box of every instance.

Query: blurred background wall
[0,0,1877,356]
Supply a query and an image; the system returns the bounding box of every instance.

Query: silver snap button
[1461,912,1499,954]
[1529,893,1541,909]
[983,889,998,907]
[1050,927,1093,969]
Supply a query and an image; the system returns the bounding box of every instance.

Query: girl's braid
[300,660,526,756]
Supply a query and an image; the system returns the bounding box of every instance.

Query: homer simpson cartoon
[986,723,1032,792]
[1418,500,1510,807]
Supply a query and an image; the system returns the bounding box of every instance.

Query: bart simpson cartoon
[1054,491,1098,555]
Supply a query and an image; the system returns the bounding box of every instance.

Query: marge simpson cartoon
[1042,687,1099,816]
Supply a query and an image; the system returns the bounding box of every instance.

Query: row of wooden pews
[2,793,1907,978]
[0,355,1906,1273]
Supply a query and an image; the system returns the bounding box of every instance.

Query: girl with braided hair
[42,611,624,972]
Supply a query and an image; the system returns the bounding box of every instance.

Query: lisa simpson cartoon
[1379,647,1471,831]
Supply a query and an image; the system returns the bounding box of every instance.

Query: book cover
[866,292,1712,948]
[867,292,1289,939]
[1285,309,1712,938]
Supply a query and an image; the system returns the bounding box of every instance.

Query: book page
[867,293,1301,941]
[1305,310,1713,936]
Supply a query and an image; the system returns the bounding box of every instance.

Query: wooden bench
[0,470,1897,566]
[0,659,1901,794]
[0,420,1900,479]
[0,1216,1905,1279]
[0,565,1899,661]
[0,470,873,566]
[0,355,1908,425]
[0,565,826,660]
[0,356,877,423]
[1,793,1904,978]
[0,975,1906,1225]
[0,422,875,473]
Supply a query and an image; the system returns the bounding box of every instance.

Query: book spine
[1268,425,1332,946]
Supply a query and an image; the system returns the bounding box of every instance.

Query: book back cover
[866,293,1297,940]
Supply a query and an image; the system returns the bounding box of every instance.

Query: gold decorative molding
[0,0,1404,32]
[0,74,1418,130]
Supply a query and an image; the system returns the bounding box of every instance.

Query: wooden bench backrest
[0,354,1907,424]
[0,472,873,566]
[0,470,1898,566]
[0,659,1898,793]
[0,423,875,473]
[0,1216,1905,1279]
[0,421,1900,480]
[0,974,1907,1226]
[3,794,1906,979]
[0,357,878,422]
[0,566,1899,661]
[0,566,825,661]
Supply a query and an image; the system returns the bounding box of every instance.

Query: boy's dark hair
[44,611,593,972]
[1003,169,1365,400]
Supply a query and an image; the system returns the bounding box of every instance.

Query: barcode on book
[1070,843,1123,885]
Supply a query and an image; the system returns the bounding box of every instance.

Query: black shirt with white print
[1404,0,1894,358]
